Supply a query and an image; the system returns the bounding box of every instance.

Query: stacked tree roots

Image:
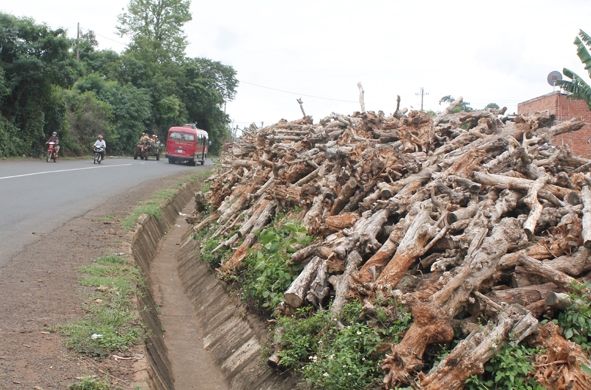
[188,97,591,389]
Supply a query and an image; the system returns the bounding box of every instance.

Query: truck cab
[165,125,209,165]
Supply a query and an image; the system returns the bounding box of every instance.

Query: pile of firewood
[188,96,591,389]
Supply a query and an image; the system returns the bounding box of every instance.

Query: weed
[552,281,591,350]
[176,170,211,186]
[240,220,311,313]
[69,376,113,389]
[464,344,544,390]
[98,214,116,223]
[121,188,178,230]
[59,255,144,358]
[201,234,228,269]
[274,301,412,390]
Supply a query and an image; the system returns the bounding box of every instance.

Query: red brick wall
[517,92,591,157]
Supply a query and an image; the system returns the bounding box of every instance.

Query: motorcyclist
[93,135,106,161]
[45,132,60,154]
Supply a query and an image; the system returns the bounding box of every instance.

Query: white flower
[362,357,366,361]
[329,354,335,360]
[348,373,352,376]
[323,372,329,377]
[356,331,362,335]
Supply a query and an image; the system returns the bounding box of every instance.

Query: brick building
[517,91,591,157]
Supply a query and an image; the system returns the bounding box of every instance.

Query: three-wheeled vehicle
[165,125,209,165]
[134,140,162,160]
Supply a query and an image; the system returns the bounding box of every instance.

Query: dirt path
[0,171,202,389]
[150,200,228,390]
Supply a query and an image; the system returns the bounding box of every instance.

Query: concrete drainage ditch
[123,180,297,389]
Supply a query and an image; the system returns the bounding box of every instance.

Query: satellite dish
[547,71,562,86]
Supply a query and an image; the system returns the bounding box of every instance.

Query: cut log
[330,250,363,314]
[382,217,527,386]
[581,185,591,248]
[472,171,576,201]
[284,256,323,308]
[355,212,414,283]
[330,178,358,215]
[376,202,439,286]
[487,283,559,307]
[324,212,359,232]
[517,253,576,288]
[417,305,538,390]
[221,200,276,271]
[306,259,330,308]
[522,173,549,236]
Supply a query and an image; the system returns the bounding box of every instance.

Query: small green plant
[553,281,591,350]
[60,255,144,357]
[240,220,311,313]
[98,214,116,223]
[464,344,544,390]
[121,188,178,230]
[69,376,112,390]
[201,234,228,269]
[274,301,412,390]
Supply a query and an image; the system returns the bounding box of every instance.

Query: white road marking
[0,164,133,180]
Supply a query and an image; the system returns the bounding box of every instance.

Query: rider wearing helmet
[93,135,106,161]
[45,131,60,156]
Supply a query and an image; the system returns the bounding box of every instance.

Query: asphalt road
[0,156,210,266]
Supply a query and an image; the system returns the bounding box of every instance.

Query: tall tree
[557,29,591,106]
[116,0,192,63]
[0,12,75,156]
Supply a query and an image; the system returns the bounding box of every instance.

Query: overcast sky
[3,0,591,129]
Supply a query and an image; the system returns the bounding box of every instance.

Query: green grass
[59,254,145,358]
[98,214,116,223]
[121,188,178,230]
[69,376,113,390]
[176,169,212,186]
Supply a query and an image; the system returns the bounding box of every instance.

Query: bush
[240,220,310,313]
[464,344,543,390]
[275,301,412,390]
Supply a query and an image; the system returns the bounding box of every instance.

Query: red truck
[165,125,209,165]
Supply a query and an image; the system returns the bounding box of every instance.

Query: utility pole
[76,23,80,61]
[415,87,429,112]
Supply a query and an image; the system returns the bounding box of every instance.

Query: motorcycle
[93,146,104,164]
[46,142,58,163]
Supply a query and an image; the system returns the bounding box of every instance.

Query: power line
[239,80,358,103]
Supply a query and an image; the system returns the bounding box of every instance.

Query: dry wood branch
[581,185,591,248]
[284,256,323,308]
[418,306,538,390]
[529,322,591,390]
[331,250,363,314]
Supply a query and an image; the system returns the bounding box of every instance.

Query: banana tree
[557,29,591,106]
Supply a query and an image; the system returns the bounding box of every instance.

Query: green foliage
[0,12,75,157]
[0,10,237,157]
[240,221,311,313]
[558,30,591,108]
[117,0,192,63]
[69,376,113,390]
[553,281,591,350]
[464,344,543,390]
[201,234,227,269]
[275,301,412,390]
[59,255,144,358]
